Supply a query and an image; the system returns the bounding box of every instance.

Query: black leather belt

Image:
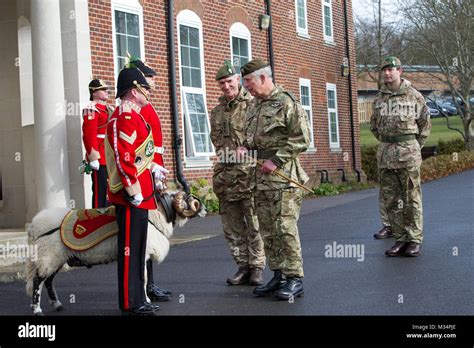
[381,134,416,143]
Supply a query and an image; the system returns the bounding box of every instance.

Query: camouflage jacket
[244,85,310,190]
[210,87,254,200]
[370,79,431,169]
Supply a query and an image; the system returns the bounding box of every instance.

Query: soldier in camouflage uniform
[210,62,265,286]
[239,59,310,300]
[370,56,431,257]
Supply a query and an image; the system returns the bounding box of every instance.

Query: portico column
[31,0,70,209]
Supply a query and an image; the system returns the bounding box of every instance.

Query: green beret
[381,56,401,70]
[240,59,269,77]
[215,61,237,80]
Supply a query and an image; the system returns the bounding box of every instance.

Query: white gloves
[130,193,144,206]
[89,160,100,171]
[152,164,169,191]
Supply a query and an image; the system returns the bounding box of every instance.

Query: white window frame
[295,0,309,38]
[229,22,252,72]
[326,83,340,149]
[322,0,334,43]
[111,0,145,88]
[177,10,214,163]
[299,78,315,150]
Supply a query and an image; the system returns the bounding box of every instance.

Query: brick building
[0,0,361,227]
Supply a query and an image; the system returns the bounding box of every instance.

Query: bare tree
[399,0,473,149]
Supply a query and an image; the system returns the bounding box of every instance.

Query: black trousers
[91,165,108,208]
[115,205,149,310]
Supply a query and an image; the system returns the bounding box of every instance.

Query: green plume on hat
[124,51,141,69]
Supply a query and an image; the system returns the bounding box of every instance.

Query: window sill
[306,147,317,153]
[324,40,336,47]
[184,159,214,169]
[297,31,310,39]
[329,147,342,153]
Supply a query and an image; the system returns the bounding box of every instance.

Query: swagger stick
[243,154,314,193]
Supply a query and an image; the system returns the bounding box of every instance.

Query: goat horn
[173,191,187,214]
[181,196,200,217]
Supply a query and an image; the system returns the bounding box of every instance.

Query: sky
[352,0,403,23]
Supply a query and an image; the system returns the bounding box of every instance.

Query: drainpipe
[343,0,361,182]
[167,0,190,193]
[265,0,275,82]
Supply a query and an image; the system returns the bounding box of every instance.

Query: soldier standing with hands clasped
[370,56,431,257]
[238,59,310,300]
[210,61,265,286]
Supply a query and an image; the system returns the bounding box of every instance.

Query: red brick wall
[88,0,361,187]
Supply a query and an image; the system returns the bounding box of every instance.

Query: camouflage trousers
[379,194,390,227]
[379,167,423,243]
[255,188,304,277]
[219,197,265,269]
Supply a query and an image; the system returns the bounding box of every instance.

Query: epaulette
[120,103,132,115]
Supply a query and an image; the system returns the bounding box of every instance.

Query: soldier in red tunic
[82,79,113,208]
[105,67,161,316]
[125,57,171,302]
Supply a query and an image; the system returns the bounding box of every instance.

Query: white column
[31,0,70,209]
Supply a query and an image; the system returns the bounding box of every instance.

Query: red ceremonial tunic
[105,101,157,210]
[140,102,164,166]
[82,102,110,165]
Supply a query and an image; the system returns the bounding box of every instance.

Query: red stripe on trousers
[124,206,130,309]
[93,171,98,208]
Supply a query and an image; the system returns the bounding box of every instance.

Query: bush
[311,181,376,196]
[190,179,219,213]
[421,150,474,182]
[437,138,466,155]
[361,145,379,182]
[313,183,340,196]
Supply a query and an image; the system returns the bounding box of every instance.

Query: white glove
[89,159,100,171]
[130,193,144,206]
[152,164,169,181]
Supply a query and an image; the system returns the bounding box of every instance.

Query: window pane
[128,36,140,57]
[190,47,200,68]
[180,25,188,46]
[181,46,190,67]
[330,112,338,143]
[116,34,127,57]
[191,69,202,88]
[327,90,335,109]
[126,13,139,36]
[188,27,199,48]
[185,93,211,154]
[239,38,248,57]
[182,67,191,87]
[232,37,239,55]
[117,57,126,74]
[115,11,126,34]
[324,6,332,37]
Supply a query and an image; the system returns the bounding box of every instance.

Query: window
[295,0,309,37]
[299,78,314,149]
[230,23,251,74]
[111,0,144,79]
[177,10,213,159]
[322,0,334,43]
[326,83,340,148]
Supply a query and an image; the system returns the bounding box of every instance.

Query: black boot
[253,270,285,296]
[274,277,304,300]
[146,260,172,302]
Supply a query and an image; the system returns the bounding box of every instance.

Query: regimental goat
[25,192,206,315]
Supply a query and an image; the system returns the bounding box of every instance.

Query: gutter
[167,0,190,193]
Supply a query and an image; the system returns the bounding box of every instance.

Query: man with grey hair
[238,59,310,300]
[210,61,265,286]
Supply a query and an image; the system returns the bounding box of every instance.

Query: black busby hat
[125,55,157,77]
[88,79,108,101]
[115,67,151,99]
